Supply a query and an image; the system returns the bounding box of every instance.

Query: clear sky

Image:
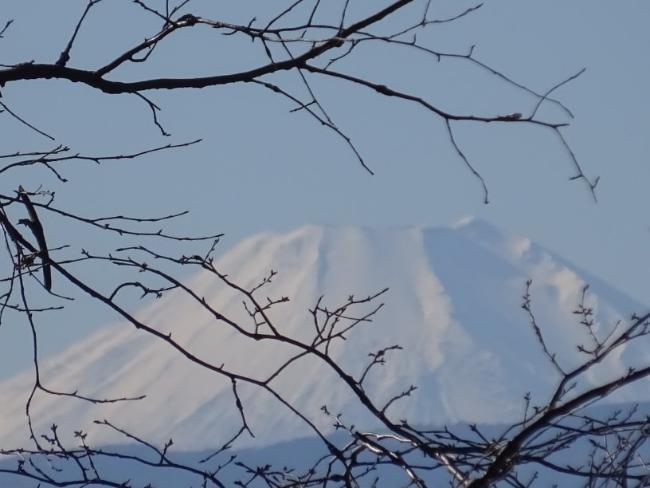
[0,1,648,378]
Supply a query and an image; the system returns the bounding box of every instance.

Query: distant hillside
[0,220,645,453]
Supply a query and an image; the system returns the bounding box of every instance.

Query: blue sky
[0,1,648,378]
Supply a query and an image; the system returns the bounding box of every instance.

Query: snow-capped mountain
[0,219,645,450]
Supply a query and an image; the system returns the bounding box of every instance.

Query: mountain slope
[0,220,645,450]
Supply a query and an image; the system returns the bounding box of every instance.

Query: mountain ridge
[0,220,645,451]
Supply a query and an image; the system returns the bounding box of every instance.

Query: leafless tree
[0,1,646,487]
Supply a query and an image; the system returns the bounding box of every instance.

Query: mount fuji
[0,219,645,452]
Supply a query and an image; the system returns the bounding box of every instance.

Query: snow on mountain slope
[0,220,645,450]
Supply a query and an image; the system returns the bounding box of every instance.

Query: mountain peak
[0,223,643,450]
